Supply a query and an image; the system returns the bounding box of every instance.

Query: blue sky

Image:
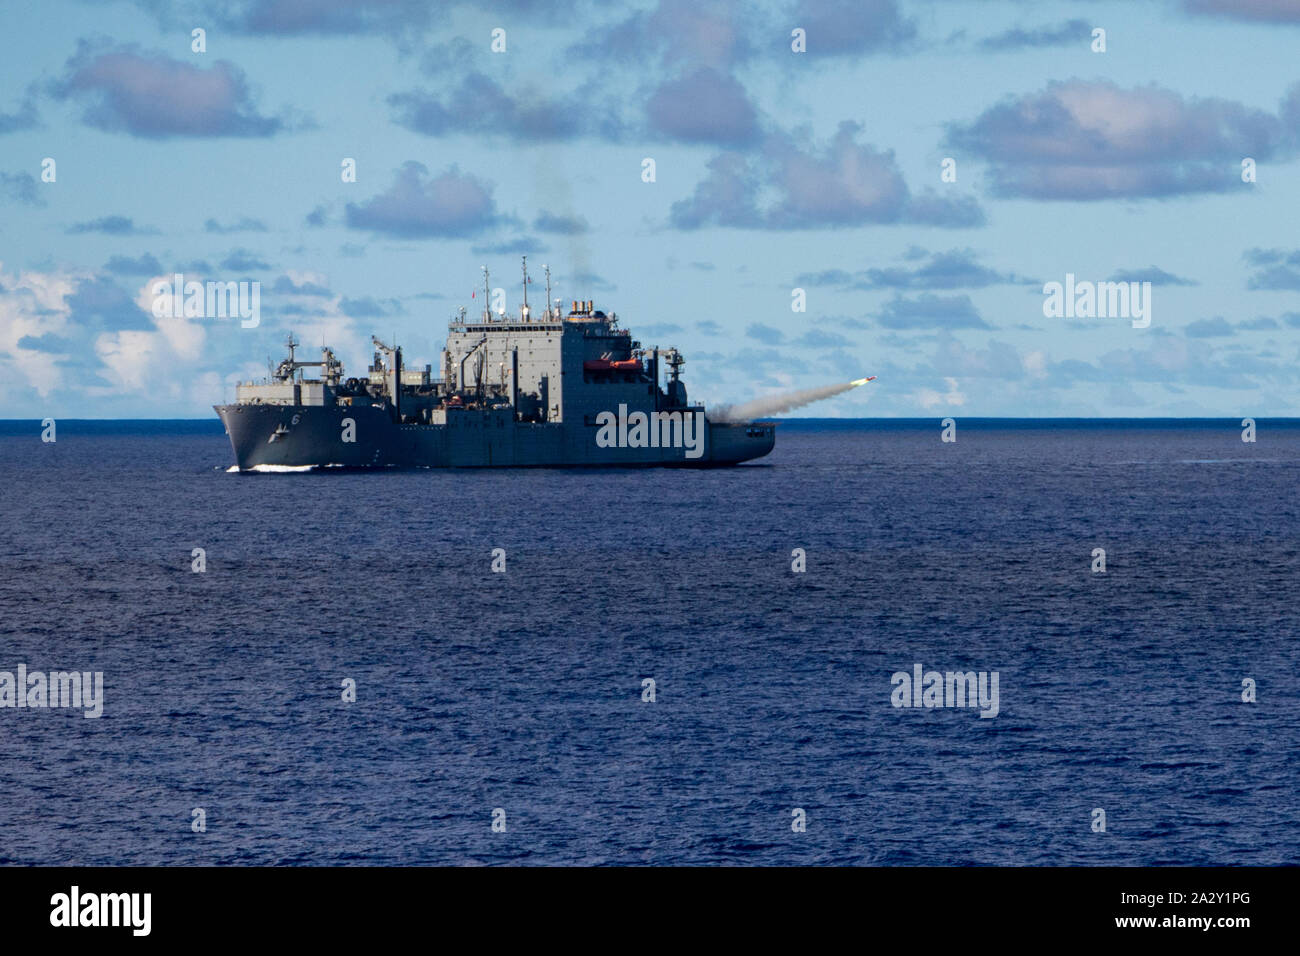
[2,0,1299,417]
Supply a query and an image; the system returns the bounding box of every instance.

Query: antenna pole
[482,265,490,322]
[543,264,552,320]
[521,255,528,315]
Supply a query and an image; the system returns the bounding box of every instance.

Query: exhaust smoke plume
[713,378,874,422]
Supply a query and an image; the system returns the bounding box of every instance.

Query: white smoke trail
[712,380,868,422]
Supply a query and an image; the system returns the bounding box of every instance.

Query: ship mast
[543,264,552,320]
[521,255,529,318]
[481,265,490,322]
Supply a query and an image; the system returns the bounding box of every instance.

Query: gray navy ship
[216,262,776,470]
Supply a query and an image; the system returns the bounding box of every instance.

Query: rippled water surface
[1,418,1297,865]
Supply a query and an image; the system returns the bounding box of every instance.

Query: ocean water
[0,418,1296,866]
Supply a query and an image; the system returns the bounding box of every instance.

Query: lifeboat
[584,358,642,372]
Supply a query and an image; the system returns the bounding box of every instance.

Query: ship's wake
[228,464,319,473]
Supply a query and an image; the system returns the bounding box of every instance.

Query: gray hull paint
[216,402,775,469]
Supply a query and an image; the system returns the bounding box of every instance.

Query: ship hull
[215,404,774,470]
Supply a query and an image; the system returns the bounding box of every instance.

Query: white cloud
[0,263,82,397]
[914,376,966,409]
[1023,350,1048,379]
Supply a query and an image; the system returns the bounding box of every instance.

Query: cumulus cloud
[339,296,398,318]
[765,124,910,226]
[669,153,761,229]
[557,0,773,161]
[344,161,508,239]
[1106,266,1198,286]
[646,67,760,145]
[914,376,966,409]
[570,0,757,68]
[389,74,624,142]
[219,248,272,272]
[790,0,917,56]
[65,275,156,331]
[855,333,1300,414]
[979,19,1090,51]
[16,332,75,353]
[66,215,157,236]
[136,266,368,386]
[0,264,404,416]
[533,211,589,235]
[797,248,1028,290]
[1244,247,1300,289]
[0,94,38,134]
[0,172,43,206]
[1237,316,1280,331]
[1088,338,1292,390]
[793,327,853,349]
[139,0,577,41]
[205,216,268,233]
[563,0,916,151]
[0,265,82,397]
[946,79,1295,199]
[104,253,165,276]
[392,2,904,150]
[271,274,331,296]
[672,122,984,229]
[746,322,784,345]
[1183,0,1300,23]
[200,0,440,36]
[1185,316,1234,337]
[875,293,991,330]
[0,263,237,410]
[53,41,289,138]
[414,37,478,77]
[928,334,1028,380]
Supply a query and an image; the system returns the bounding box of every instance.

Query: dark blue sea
[1,419,1296,866]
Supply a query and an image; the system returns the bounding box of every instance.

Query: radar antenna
[521,255,529,317]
